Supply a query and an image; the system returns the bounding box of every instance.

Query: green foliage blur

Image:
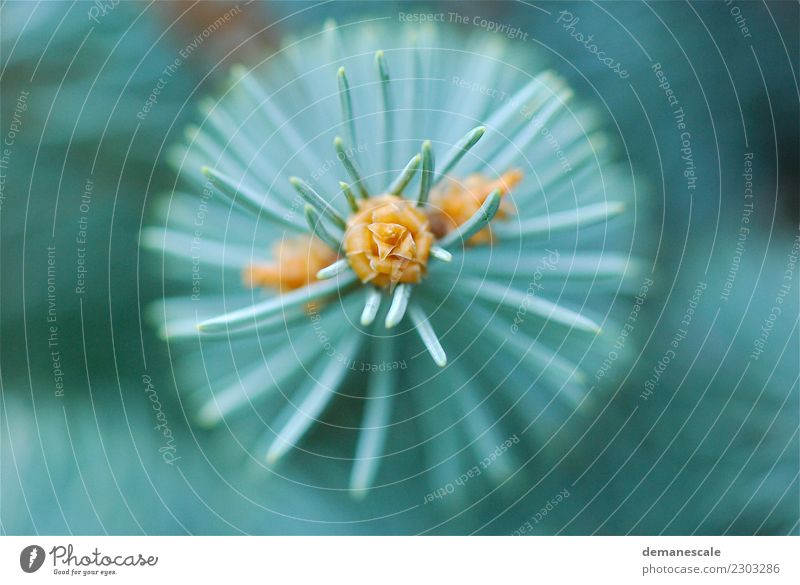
[1,1,797,534]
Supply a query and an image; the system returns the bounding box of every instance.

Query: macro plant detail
[142,21,638,497]
[3,0,796,548]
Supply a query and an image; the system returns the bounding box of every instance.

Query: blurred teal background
[1,1,797,534]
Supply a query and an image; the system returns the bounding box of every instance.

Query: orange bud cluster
[428,169,523,244]
[244,171,523,294]
[244,236,337,292]
[343,195,433,287]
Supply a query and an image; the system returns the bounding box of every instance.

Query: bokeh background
[1,0,797,534]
